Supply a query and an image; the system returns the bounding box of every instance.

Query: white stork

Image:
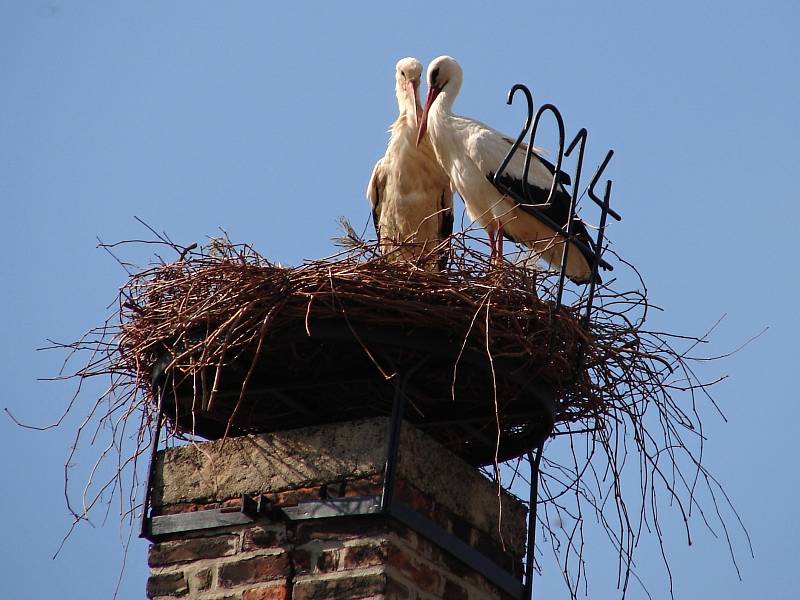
[367,57,453,271]
[416,55,597,283]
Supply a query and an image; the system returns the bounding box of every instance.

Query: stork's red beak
[406,80,420,130]
[416,85,441,146]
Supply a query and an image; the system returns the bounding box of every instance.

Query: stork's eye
[431,67,440,84]
[401,70,405,77]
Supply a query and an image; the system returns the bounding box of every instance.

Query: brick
[442,578,468,600]
[242,524,287,551]
[343,541,388,570]
[439,549,471,579]
[412,532,441,564]
[395,480,434,516]
[320,481,346,498]
[390,521,418,549]
[147,571,188,598]
[343,476,383,498]
[385,574,410,599]
[263,486,322,507]
[293,573,386,600]
[149,534,238,566]
[158,502,210,516]
[431,503,453,532]
[243,585,288,600]
[387,546,441,594]
[295,517,388,544]
[316,548,340,572]
[473,529,513,571]
[293,548,313,574]
[219,554,289,588]
[158,499,239,516]
[449,513,472,545]
[191,567,213,592]
[512,555,525,578]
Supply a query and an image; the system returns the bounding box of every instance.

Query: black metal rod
[575,180,613,376]
[380,354,432,512]
[526,103,566,207]
[493,84,534,192]
[524,441,546,599]
[139,375,171,539]
[588,150,621,221]
[555,128,588,307]
[583,179,612,329]
[380,374,410,513]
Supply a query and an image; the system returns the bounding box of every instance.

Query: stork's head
[395,57,423,128]
[416,56,463,146]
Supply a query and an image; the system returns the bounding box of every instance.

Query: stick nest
[111,232,649,465]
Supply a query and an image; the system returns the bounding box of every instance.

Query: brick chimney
[144,417,527,599]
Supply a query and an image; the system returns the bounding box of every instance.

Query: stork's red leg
[487,218,504,266]
[487,224,497,262]
[496,220,505,264]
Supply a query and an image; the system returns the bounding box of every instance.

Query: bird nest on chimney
[116,237,587,467]
[54,227,685,469]
[35,227,750,598]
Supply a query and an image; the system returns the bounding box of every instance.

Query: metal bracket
[143,495,261,540]
[390,500,524,599]
[276,493,523,599]
[139,355,530,598]
[281,495,382,520]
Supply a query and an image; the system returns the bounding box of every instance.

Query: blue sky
[1,1,798,598]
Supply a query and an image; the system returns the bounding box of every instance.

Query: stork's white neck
[395,81,418,123]
[425,99,462,175]
[436,82,460,114]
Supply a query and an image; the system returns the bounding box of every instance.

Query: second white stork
[417,55,597,283]
[367,57,453,271]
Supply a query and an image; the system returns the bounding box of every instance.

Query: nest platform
[154,316,559,467]
[121,243,592,468]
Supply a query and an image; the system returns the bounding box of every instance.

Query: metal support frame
[380,372,410,512]
[523,442,546,599]
[139,365,526,597]
[138,351,527,595]
[378,359,525,598]
[380,357,429,512]
[140,372,170,540]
